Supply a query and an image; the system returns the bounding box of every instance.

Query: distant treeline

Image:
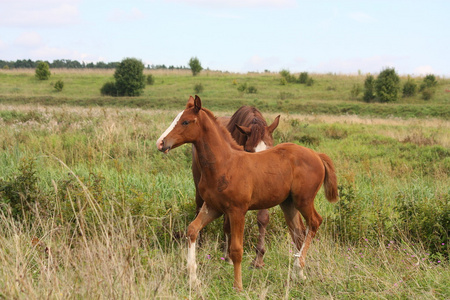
[0,59,189,70]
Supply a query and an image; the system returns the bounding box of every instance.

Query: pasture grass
[0,69,449,119]
[0,104,448,298]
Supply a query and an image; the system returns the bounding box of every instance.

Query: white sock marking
[156,111,183,148]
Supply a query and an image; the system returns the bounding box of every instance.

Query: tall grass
[0,104,448,298]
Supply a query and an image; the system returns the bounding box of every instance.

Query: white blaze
[156,111,183,148]
[254,140,268,152]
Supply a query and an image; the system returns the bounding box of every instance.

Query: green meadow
[0,69,449,299]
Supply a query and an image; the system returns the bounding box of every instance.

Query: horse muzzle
[156,138,171,154]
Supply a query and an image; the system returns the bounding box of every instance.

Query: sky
[0,0,449,75]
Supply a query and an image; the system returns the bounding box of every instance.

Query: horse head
[156,95,202,153]
[235,115,280,152]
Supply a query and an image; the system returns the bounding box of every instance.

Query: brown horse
[193,106,280,268]
[157,96,338,291]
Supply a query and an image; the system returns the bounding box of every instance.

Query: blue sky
[1,0,449,75]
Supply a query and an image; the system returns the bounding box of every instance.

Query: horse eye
[182,120,189,126]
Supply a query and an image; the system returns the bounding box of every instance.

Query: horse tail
[318,153,339,203]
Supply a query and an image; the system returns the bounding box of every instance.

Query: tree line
[0,59,189,70]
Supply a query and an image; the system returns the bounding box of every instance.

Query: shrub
[402,76,417,97]
[0,157,42,220]
[374,68,400,102]
[419,74,437,100]
[246,85,257,94]
[54,80,64,92]
[194,83,204,94]
[363,75,376,102]
[35,61,51,80]
[100,81,118,96]
[395,188,449,258]
[188,57,203,76]
[113,58,146,96]
[237,82,247,92]
[279,78,287,85]
[350,83,362,99]
[298,72,309,84]
[146,74,155,85]
[421,88,435,101]
[279,70,296,83]
[420,74,438,91]
[305,77,314,86]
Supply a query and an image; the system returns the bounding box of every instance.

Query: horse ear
[194,95,202,113]
[267,115,280,134]
[186,96,195,108]
[235,124,251,136]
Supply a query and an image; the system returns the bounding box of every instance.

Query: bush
[421,88,435,101]
[305,77,314,86]
[279,70,296,83]
[298,72,309,84]
[188,57,203,76]
[237,82,247,92]
[246,85,257,93]
[113,58,146,96]
[350,83,362,99]
[395,188,449,258]
[100,81,118,96]
[146,74,155,85]
[35,61,51,80]
[194,83,204,94]
[402,76,417,97]
[54,80,64,92]
[419,74,437,100]
[375,68,400,102]
[420,74,438,91]
[363,74,376,102]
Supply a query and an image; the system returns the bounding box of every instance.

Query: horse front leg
[186,203,222,287]
[251,209,269,268]
[227,210,246,291]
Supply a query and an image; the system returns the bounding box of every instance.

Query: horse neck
[193,110,237,174]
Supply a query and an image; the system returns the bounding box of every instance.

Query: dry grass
[0,103,448,299]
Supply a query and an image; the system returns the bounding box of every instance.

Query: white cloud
[166,0,297,8]
[0,0,80,26]
[108,8,145,22]
[14,32,43,48]
[243,55,281,72]
[28,45,104,63]
[315,56,404,74]
[349,12,376,23]
[0,39,7,50]
[413,65,435,75]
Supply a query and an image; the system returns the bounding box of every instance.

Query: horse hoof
[249,261,265,269]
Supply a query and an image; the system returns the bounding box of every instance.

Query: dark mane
[226,106,267,147]
[200,107,244,151]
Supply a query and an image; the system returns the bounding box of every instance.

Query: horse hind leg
[279,200,309,280]
[250,209,269,268]
[294,202,323,280]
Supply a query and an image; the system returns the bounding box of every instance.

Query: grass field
[0,69,449,299]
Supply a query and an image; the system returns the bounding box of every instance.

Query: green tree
[188,57,203,76]
[35,61,51,80]
[363,74,376,102]
[113,58,146,96]
[375,68,400,102]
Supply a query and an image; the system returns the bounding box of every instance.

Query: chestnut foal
[157,96,338,291]
[193,105,280,268]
